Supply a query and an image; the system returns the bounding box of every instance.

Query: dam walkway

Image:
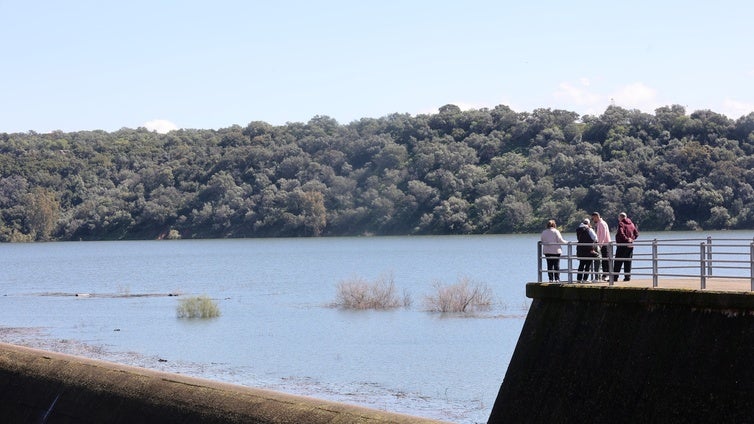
[538,235,754,291]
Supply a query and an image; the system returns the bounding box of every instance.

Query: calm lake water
[0,234,539,423]
[1,230,750,423]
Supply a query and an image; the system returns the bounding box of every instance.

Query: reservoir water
[1,231,749,422]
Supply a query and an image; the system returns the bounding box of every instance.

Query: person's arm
[617,222,627,242]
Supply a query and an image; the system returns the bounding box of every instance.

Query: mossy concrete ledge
[488,283,754,424]
[0,342,448,424]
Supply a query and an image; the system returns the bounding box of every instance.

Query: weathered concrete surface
[488,283,754,424]
[0,343,448,424]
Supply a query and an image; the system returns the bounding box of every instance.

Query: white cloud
[554,81,601,107]
[454,101,488,111]
[552,79,603,115]
[144,119,178,134]
[610,82,659,112]
[721,98,754,119]
[551,80,668,116]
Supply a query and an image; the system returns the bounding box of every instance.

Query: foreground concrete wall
[488,284,754,424]
[0,343,446,424]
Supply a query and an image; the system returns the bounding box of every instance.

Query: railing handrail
[537,236,754,291]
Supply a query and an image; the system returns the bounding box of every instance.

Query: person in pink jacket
[540,219,568,282]
[591,212,611,281]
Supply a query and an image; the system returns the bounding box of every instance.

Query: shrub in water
[424,277,493,313]
[177,295,220,318]
[334,273,408,310]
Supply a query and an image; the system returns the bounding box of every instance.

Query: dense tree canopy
[1,104,754,241]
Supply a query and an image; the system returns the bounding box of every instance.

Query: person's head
[547,219,557,228]
[591,212,600,223]
[619,212,627,221]
[582,218,590,227]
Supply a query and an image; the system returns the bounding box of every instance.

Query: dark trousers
[592,253,601,280]
[613,246,634,280]
[577,259,592,281]
[600,245,611,278]
[544,253,560,281]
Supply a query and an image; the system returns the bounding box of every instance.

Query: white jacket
[540,227,567,255]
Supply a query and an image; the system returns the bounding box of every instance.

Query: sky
[1,0,753,134]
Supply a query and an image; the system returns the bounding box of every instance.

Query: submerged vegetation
[2,104,754,241]
[334,274,409,310]
[423,278,494,313]
[176,295,220,319]
[334,274,495,313]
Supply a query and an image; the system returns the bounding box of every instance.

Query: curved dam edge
[0,342,448,424]
[488,283,754,424]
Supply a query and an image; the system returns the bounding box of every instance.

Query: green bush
[176,295,220,318]
[424,277,493,313]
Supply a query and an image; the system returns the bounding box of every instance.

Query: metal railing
[537,236,754,291]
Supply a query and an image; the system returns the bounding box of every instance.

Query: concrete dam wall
[0,342,446,424]
[488,283,754,423]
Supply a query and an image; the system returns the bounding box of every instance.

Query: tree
[499,194,533,233]
[654,104,688,139]
[706,206,732,229]
[23,187,60,240]
[427,196,472,234]
[734,112,754,153]
[298,190,327,236]
[3,102,754,240]
[645,199,675,230]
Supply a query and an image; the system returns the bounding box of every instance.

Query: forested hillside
[2,104,754,242]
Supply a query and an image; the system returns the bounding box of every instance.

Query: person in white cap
[575,218,598,282]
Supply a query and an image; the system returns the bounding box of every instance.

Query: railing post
[608,242,614,286]
[537,241,543,283]
[750,241,754,291]
[699,242,706,290]
[652,238,659,288]
[706,235,713,276]
[566,242,573,284]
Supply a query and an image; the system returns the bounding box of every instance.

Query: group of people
[540,212,639,283]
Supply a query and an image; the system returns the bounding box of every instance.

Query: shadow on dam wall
[0,342,448,424]
[488,283,754,424]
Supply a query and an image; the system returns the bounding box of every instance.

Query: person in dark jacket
[575,219,598,282]
[613,212,639,282]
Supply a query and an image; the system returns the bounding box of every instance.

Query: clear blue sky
[1,0,752,134]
